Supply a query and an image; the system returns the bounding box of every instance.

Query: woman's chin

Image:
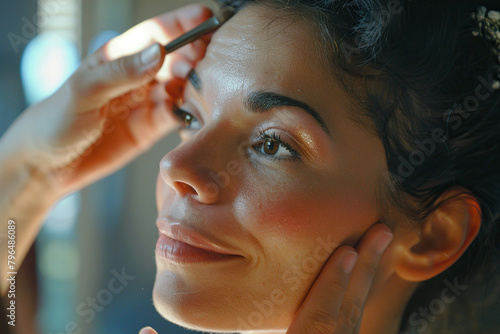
[152,269,240,332]
[152,269,292,332]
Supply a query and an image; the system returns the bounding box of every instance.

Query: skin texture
[154,5,388,332]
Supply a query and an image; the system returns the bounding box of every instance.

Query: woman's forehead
[194,6,335,103]
[203,6,324,75]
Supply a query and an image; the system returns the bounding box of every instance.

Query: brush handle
[164,17,221,54]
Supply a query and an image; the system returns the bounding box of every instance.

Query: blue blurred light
[20,33,79,105]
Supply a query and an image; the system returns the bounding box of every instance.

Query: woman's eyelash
[173,104,197,129]
[256,130,301,160]
[173,103,185,120]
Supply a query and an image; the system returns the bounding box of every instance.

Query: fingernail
[139,327,153,334]
[376,232,393,254]
[342,251,358,274]
[140,44,160,66]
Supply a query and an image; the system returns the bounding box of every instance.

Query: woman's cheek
[232,173,377,299]
[232,180,333,279]
[235,176,354,242]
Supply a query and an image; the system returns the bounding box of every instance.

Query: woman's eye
[174,106,201,130]
[261,138,286,156]
[254,132,301,161]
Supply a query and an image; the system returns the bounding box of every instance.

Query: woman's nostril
[174,181,198,196]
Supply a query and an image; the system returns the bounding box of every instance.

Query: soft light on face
[153,5,387,332]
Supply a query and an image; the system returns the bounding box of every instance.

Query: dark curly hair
[215,0,500,332]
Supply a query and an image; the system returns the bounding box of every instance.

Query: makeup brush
[164,6,236,54]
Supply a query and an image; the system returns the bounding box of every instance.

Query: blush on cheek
[242,181,374,248]
[253,199,309,237]
[246,187,335,239]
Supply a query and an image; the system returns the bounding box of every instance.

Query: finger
[156,46,201,82]
[73,43,164,108]
[165,77,188,100]
[58,95,178,192]
[179,38,210,63]
[82,5,211,89]
[286,246,358,334]
[337,224,393,332]
[109,89,177,149]
[101,5,213,61]
[139,326,158,334]
[125,97,178,149]
[98,80,178,140]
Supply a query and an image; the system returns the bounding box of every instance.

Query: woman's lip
[156,234,240,264]
[156,218,240,256]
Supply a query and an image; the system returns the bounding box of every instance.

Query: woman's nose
[159,129,240,204]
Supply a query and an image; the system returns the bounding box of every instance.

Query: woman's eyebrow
[244,91,331,136]
[188,69,202,92]
[188,69,331,136]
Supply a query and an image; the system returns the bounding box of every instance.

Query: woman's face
[154,5,387,332]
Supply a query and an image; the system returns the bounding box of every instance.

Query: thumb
[139,326,158,334]
[75,43,165,108]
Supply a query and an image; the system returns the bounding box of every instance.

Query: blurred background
[0,0,217,333]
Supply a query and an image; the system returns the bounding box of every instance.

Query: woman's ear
[394,187,481,282]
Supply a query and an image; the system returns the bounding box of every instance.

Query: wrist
[0,141,62,211]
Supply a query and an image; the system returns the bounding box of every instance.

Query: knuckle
[341,295,364,329]
[325,278,348,295]
[109,56,134,79]
[359,259,378,279]
[304,307,339,334]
